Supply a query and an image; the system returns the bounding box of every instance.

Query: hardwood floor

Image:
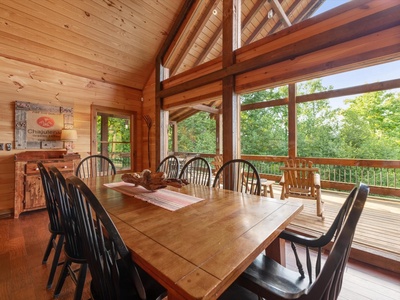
[1,208,399,300]
[0,209,91,300]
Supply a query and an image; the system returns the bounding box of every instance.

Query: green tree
[338,90,400,159]
[176,112,216,153]
[241,86,288,155]
[296,80,340,158]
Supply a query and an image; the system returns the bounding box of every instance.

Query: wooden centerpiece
[121,169,188,191]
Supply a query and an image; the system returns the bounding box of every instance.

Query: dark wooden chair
[213,159,261,195]
[233,182,369,300]
[179,156,212,186]
[49,166,88,300]
[66,175,167,300]
[37,162,64,289]
[156,155,180,178]
[280,159,323,217]
[278,185,358,283]
[75,154,116,178]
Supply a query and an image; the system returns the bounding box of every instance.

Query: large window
[91,106,135,172]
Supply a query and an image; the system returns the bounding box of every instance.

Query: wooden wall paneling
[0,57,143,214]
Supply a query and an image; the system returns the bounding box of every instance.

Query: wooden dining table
[83,174,303,300]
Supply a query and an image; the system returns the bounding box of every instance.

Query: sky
[307,0,400,108]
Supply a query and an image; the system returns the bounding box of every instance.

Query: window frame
[91,105,137,173]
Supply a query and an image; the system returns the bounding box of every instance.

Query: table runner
[104,181,204,211]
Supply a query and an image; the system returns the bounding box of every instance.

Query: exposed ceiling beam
[269,0,292,27]
[192,104,219,114]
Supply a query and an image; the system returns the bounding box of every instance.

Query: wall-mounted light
[61,129,77,154]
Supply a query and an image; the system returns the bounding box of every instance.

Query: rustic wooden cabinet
[14,151,80,218]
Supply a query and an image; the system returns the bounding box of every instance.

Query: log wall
[0,56,144,215]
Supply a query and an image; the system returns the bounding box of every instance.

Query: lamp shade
[61,129,78,141]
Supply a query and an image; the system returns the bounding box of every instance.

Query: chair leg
[280,185,285,200]
[42,232,57,264]
[54,258,71,297]
[46,235,64,289]
[74,263,88,300]
[316,189,324,218]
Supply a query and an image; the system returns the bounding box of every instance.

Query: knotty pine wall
[0,56,155,215]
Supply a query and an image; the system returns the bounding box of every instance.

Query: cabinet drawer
[25,161,74,175]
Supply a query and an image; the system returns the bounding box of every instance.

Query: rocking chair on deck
[280,159,323,218]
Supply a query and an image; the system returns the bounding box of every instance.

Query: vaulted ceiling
[1,0,325,91]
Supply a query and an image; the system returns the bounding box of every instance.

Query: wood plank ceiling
[1,0,325,120]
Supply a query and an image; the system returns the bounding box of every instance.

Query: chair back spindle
[213,159,261,195]
[156,155,180,178]
[76,155,116,178]
[179,157,212,186]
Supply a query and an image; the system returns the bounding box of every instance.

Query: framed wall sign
[15,101,74,149]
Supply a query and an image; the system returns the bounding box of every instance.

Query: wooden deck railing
[174,152,400,198]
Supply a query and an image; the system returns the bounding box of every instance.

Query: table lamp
[61,129,77,154]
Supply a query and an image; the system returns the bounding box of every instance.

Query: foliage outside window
[97,113,132,171]
[174,112,216,154]
[241,86,288,156]
[175,78,400,161]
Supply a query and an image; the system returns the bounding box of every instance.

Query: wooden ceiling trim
[159,4,400,99]
[168,0,217,75]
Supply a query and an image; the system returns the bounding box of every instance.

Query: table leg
[265,237,286,266]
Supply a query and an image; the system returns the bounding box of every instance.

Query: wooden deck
[269,185,400,274]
